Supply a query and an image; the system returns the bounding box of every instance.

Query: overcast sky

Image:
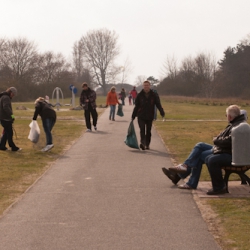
[1,0,250,84]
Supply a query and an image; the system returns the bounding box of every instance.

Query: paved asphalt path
[0,104,221,250]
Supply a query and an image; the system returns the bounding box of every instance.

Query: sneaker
[94,127,97,131]
[140,143,145,150]
[86,129,92,132]
[12,147,22,152]
[41,144,54,152]
[161,167,181,185]
[169,164,188,173]
[178,183,193,189]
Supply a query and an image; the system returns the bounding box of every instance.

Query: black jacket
[0,92,13,121]
[213,114,246,154]
[80,88,97,110]
[33,100,56,121]
[132,89,165,120]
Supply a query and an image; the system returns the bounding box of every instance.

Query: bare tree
[38,52,70,84]
[119,57,133,84]
[78,28,120,95]
[135,75,147,86]
[72,41,85,82]
[0,38,38,82]
[161,55,178,79]
[194,52,218,98]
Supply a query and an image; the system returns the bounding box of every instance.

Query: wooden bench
[222,165,250,193]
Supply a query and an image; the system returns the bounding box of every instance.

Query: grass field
[1,95,250,249]
[155,96,250,250]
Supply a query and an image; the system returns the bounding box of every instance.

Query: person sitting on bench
[162,107,247,191]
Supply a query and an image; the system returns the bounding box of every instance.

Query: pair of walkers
[162,105,247,195]
[0,87,57,152]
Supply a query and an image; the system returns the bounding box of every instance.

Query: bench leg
[240,173,250,185]
[223,172,230,193]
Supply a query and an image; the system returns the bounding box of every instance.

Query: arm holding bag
[28,120,40,143]
[124,121,139,149]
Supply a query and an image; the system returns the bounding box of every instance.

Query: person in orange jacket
[106,86,120,121]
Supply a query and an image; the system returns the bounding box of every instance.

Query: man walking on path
[132,80,165,150]
[80,82,98,132]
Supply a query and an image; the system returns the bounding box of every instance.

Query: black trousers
[137,118,153,146]
[84,107,98,130]
[0,120,17,149]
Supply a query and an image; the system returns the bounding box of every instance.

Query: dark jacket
[33,100,56,121]
[0,92,13,121]
[132,89,165,120]
[213,114,246,154]
[80,88,97,110]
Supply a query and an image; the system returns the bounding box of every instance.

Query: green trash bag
[124,121,140,149]
[117,104,124,117]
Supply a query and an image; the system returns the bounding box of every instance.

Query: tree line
[0,29,126,101]
[157,34,250,98]
[1,29,250,101]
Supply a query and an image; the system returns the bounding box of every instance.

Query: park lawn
[0,96,106,215]
[154,96,250,250]
[1,95,250,249]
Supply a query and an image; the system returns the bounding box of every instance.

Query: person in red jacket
[106,86,120,121]
[130,86,137,105]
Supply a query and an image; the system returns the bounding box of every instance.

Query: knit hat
[9,87,17,96]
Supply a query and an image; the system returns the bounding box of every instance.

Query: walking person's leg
[1,120,19,151]
[91,109,98,130]
[137,118,146,150]
[84,109,91,130]
[112,105,116,120]
[145,120,153,149]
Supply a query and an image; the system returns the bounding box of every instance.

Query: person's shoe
[140,143,145,150]
[0,147,8,151]
[12,147,22,152]
[206,187,227,195]
[169,164,188,173]
[178,183,193,189]
[161,167,181,185]
[145,145,150,150]
[41,144,54,152]
[86,129,92,132]
[109,116,111,120]
[94,127,97,131]
[112,119,115,121]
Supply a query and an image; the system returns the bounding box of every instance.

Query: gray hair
[226,105,241,119]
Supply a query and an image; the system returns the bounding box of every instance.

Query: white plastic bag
[28,120,40,143]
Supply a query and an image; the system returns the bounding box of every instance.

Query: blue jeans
[205,153,231,191]
[109,105,116,120]
[42,118,55,145]
[179,142,213,189]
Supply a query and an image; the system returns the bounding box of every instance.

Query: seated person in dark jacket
[33,97,56,152]
[132,80,165,150]
[205,105,246,195]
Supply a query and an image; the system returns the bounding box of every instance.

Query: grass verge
[154,96,250,250]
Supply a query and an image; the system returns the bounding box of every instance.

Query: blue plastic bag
[124,121,139,149]
[117,104,124,117]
